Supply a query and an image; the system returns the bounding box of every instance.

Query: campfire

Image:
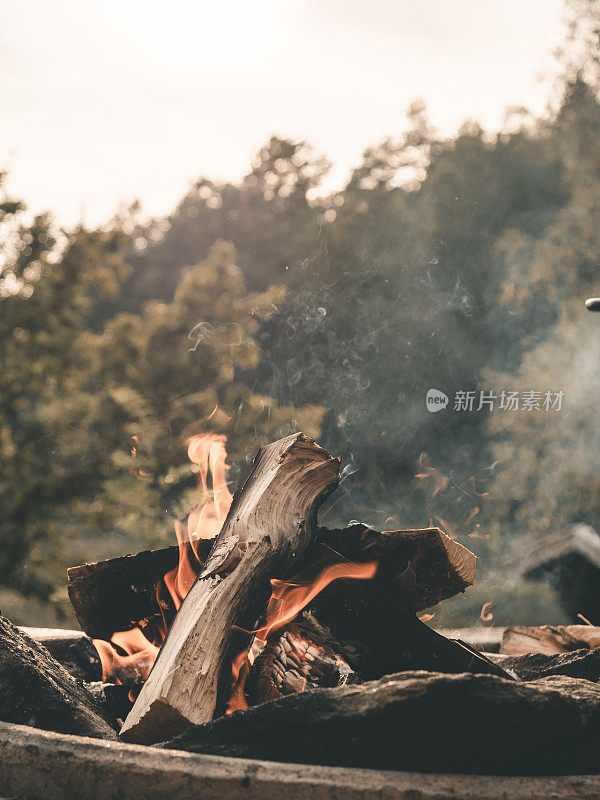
[4,433,600,795]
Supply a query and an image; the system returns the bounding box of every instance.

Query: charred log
[247,612,358,705]
[0,614,116,739]
[159,671,600,775]
[313,524,475,611]
[67,542,212,642]
[491,648,600,682]
[22,627,101,682]
[303,559,509,681]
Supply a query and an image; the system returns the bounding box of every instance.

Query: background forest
[2,0,600,627]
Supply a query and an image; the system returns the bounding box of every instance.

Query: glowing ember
[414,453,489,540]
[92,432,232,684]
[415,453,449,498]
[226,559,377,714]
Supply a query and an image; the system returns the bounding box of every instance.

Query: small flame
[225,559,377,714]
[92,431,232,685]
[92,627,159,700]
[480,601,494,622]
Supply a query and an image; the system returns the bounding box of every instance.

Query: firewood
[247,612,358,705]
[490,648,600,682]
[159,671,600,775]
[68,542,213,642]
[120,433,340,744]
[22,627,101,682]
[501,624,600,656]
[0,614,116,739]
[67,523,474,644]
[313,523,475,610]
[301,550,508,681]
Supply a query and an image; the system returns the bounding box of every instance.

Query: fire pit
[3,434,600,798]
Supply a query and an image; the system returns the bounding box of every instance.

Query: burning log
[312,524,475,610]
[296,537,505,681]
[68,544,189,643]
[159,670,600,775]
[67,523,475,641]
[0,614,116,739]
[501,624,600,656]
[247,612,358,705]
[120,433,341,744]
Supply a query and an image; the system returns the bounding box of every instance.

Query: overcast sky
[1,0,565,227]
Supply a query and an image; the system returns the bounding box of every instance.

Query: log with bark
[159,670,600,775]
[292,533,507,681]
[0,614,116,739]
[501,624,600,656]
[312,523,475,610]
[67,541,211,642]
[120,433,341,744]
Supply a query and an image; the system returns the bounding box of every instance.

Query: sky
[1,0,565,228]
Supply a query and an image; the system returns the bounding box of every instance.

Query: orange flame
[92,432,232,685]
[93,628,159,700]
[225,559,377,714]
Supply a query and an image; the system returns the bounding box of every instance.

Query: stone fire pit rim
[1,720,600,800]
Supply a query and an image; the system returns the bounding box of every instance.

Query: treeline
[3,0,600,620]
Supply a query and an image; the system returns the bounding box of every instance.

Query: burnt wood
[313,524,475,611]
[22,627,101,682]
[302,561,509,681]
[491,648,600,682]
[160,671,600,775]
[0,614,116,739]
[67,543,213,642]
[121,433,341,744]
[248,612,358,705]
[67,525,474,643]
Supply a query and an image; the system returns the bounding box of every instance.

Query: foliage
[4,1,600,624]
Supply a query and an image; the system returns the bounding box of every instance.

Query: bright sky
[1,0,565,227]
